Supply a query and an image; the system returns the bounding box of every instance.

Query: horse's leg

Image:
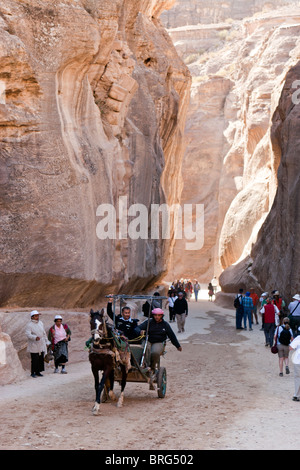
[93,371,107,416]
[91,367,101,415]
[117,365,127,408]
[108,369,117,401]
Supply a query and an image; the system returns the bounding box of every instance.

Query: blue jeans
[243,307,252,329]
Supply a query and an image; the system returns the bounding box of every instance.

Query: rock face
[0,0,191,307]
[161,0,296,27]
[164,5,300,290]
[221,61,300,299]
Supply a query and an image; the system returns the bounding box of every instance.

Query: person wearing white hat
[48,315,71,373]
[288,295,300,337]
[25,311,50,378]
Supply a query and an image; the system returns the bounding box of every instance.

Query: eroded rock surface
[0,0,191,307]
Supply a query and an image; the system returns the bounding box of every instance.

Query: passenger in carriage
[106,297,141,342]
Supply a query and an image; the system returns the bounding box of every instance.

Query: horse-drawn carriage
[89,294,168,415]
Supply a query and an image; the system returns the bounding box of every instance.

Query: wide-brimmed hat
[292,294,300,301]
[54,314,63,321]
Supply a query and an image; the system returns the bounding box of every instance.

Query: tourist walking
[274,317,293,377]
[173,291,188,333]
[250,288,259,325]
[165,291,177,322]
[48,315,71,374]
[25,310,50,378]
[234,289,244,330]
[242,292,254,330]
[211,276,218,295]
[259,292,268,331]
[208,283,214,301]
[289,333,300,401]
[193,281,201,302]
[260,297,280,347]
[288,294,300,337]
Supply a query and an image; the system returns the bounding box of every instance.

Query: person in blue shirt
[242,292,254,331]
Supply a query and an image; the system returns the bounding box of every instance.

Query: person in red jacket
[260,298,280,347]
[250,288,259,325]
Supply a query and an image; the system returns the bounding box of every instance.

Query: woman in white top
[165,292,177,322]
[25,310,50,378]
[289,332,300,401]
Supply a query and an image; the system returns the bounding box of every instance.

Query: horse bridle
[91,315,110,346]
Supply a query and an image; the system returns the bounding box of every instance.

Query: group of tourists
[25,311,71,378]
[25,295,183,383]
[169,276,218,302]
[234,288,300,401]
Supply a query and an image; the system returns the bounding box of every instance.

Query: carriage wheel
[157,367,167,398]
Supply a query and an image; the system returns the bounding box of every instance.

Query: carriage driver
[107,296,141,341]
[139,308,182,381]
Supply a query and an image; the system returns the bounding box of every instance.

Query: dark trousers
[169,307,175,322]
[31,353,44,374]
[236,307,243,329]
[264,323,275,346]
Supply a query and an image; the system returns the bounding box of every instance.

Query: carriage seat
[129,342,145,365]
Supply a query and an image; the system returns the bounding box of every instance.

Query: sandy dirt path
[0,296,299,451]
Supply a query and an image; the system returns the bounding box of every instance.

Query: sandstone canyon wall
[162,3,300,298]
[162,0,296,27]
[0,0,191,308]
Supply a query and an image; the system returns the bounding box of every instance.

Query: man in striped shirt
[242,292,254,331]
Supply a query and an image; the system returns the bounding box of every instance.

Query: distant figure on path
[193,281,201,302]
[173,292,188,333]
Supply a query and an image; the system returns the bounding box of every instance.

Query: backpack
[278,327,291,346]
[234,296,242,309]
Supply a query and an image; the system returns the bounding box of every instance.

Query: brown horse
[89,309,130,415]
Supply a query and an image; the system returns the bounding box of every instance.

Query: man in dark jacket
[173,291,188,333]
[107,299,141,341]
[139,308,182,377]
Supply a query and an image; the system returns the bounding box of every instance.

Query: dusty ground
[0,294,299,451]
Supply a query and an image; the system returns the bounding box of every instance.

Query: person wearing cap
[273,291,285,312]
[288,294,300,337]
[173,291,188,333]
[48,315,71,374]
[139,308,182,383]
[25,311,50,378]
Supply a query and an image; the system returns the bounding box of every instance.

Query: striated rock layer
[220,61,300,299]
[164,6,300,292]
[0,0,191,307]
